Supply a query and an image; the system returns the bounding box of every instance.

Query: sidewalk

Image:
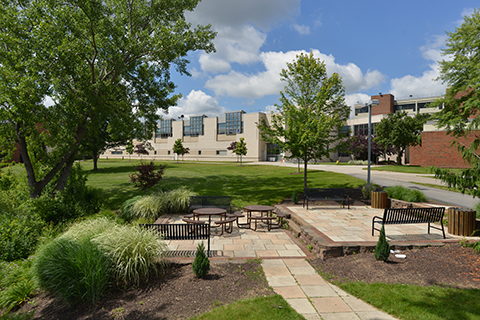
[163,213,405,319]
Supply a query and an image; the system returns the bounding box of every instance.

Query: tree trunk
[397,149,403,165]
[303,155,308,194]
[92,151,99,171]
[54,160,74,192]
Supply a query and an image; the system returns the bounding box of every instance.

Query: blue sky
[165,0,476,119]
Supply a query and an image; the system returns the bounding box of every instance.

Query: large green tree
[257,52,348,192]
[0,0,215,198]
[374,111,428,165]
[430,9,480,196]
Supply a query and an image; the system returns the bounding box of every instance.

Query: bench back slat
[189,196,231,212]
[305,188,345,199]
[140,223,210,240]
[383,207,445,224]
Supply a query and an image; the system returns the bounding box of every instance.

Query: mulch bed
[18,261,275,320]
[309,242,480,289]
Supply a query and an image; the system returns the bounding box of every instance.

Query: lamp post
[366,99,380,186]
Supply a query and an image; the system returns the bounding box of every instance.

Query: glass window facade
[354,123,375,136]
[395,103,415,112]
[224,111,244,134]
[156,119,174,138]
[184,116,205,136]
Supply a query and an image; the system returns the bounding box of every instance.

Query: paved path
[248,162,478,209]
[164,214,399,319]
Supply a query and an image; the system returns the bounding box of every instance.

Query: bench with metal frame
[189,196,232,213]
[303,188,350,210]
[372,207,446,239]
[140,223,211,256]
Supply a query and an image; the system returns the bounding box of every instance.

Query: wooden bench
[140,223,211,256]
[189,196,232,213]
[303,188,350,209]
[372,207,446,239]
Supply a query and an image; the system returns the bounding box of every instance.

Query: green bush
[291,189,299,204]
[166,187,196,213]
[92,224,167,285]
[62,217,118,241]
[130,194,166,221]
[192,242,210,279]
[385,185,427,202]
[31,163,103,224]
[33,236,112,305]
[475,201,480,219]
[374,225,390,262]
[0,259,36,313]
[0,212,45,262]
[127,187,196,221]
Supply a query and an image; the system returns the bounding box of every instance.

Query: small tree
[134,143,150,159]
[129,162,166,193]
[192,242,210,279]
[374,225,390,262]
[173,139,186,162]
[125,141,134,161]
[233,138,247,166]
[342,135,395,162]
[374,111,428,165]
[257,52,349,193]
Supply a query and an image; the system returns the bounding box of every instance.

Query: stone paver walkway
[163,212,402,319]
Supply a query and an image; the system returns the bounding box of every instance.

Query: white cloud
[390,65,447,98]
[186,0,300,31]
[345,93,372,119]
[163,90,227,119]
[198,25,266,73]
[389,35,448,98]
[292,24,310,35]
[205,50,386,98]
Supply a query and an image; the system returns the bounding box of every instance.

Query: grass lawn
[338,282,480,320]
[78,159,366,210]
[189,295,306,320]
[366,165,465,175]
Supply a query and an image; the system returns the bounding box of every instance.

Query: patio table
[193,207,227,226]
[243,205,276,231]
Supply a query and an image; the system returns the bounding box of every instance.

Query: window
[167,150,171,155]
[198,150,201,155]
[156,119,174,138]
[217,122,226,135]
[355,106,368,116]
[111,151,123,155]
[225,111,244,134]
[183,115,206,136]
[216,150,227,156]
[417,102,431,109]
[354,124,375,136]
[395,103,415,112]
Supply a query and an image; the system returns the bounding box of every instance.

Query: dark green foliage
[374,225,390,262]
[292,189,299,204]
[32,164,103,224]
[130,161,167,192]
[0,212,45,262]
[0,259,36,313]
[385,185,427,203]
[192,242,210,279]
[33,237,112,305]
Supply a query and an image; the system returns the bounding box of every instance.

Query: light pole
[366,99,380,186]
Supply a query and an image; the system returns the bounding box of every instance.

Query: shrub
[348,160,368,165]
[130,162,166,192]
[475,201,480,219]
[126,188,197,221]
[374,225,390,262]
[385,185,427,202]
[0,259,36,313]
[192,242,210,279]
[130,194,166,221]
[165,187,196,213]
[121,195,143,220]
[92,224,167,285]
[62,217,117,241]
[31,163,103,224]
[0,211,45,262]
[33,237,112,305]
[291,189,299,204]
